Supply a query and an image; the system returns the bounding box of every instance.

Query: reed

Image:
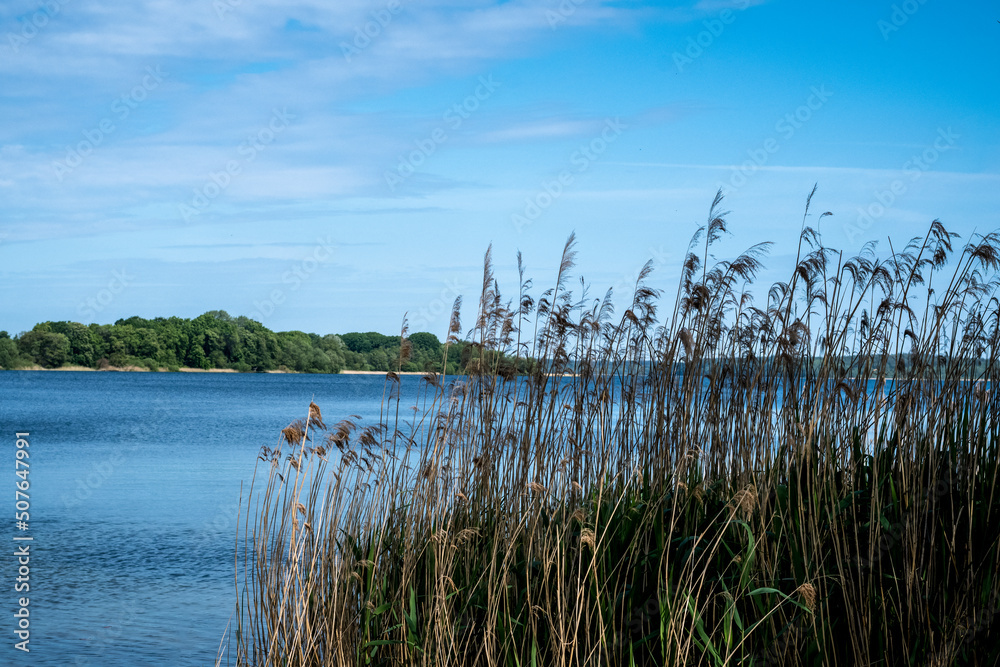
[223,189,1000,666]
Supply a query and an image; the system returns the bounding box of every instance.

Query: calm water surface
[0,371,423,667]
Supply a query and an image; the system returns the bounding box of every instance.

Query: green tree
[408,332,443,371]
[0,337,23,369]
[369,348,391,372]
[2,312,485,374]
[185,337,209,369]
[17,329,71,368]
[25,321,103,367]
[276,331,316,372]
[409,332,441,355]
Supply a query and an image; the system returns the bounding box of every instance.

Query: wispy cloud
[478,118,608,143]
[1,0,996,336]
[605,162,1000,181]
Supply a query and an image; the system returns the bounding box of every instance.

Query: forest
[0,311,471,374]
[1,310,983,379]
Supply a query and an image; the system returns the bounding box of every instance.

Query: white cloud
[478,118,606,143]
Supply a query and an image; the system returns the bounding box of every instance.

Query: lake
[0,371,424,667]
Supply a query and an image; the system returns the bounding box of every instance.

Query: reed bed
[224,190,1000,666]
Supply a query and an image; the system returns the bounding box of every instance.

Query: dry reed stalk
[223,197,1000,667]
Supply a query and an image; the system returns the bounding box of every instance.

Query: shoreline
[2,366,426,375]
[339,369,426,375]
[7,365,248,373]
[0,369,935,382]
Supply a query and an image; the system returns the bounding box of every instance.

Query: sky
[1,0,998,337]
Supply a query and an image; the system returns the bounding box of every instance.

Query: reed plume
[224,191,1000,667]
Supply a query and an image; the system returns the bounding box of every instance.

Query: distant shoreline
[5,365,241,373]
[339,370,425,375]
[0,369,951,383]
[2,365,425,375]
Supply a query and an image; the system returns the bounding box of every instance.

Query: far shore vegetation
[0,313,499,375]
[2,315,989,380]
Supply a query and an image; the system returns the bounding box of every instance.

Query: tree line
[1,312,978,379]
[0,311,479,374]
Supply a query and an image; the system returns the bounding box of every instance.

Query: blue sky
[1,0,998,337]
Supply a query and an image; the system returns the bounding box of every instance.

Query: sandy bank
[339,370,427,375]
[175,367,238,373]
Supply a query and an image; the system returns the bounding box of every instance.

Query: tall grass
[224,189,1000,666]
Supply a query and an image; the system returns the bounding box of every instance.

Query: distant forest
[0,311,479,374]
[1,311,986,379]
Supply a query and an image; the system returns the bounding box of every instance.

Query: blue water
[0,371,425,667]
